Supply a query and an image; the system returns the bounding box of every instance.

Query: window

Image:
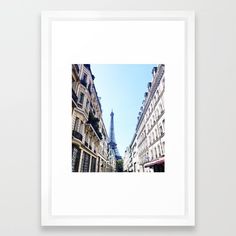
[81,73,88,87]
[74,117,80,131]
[86,99,89,109]
[160,125,164,136]
[81,152,90,172]
[72,146,81,172]
[162,119,165,131]
[159,104,162,112]
[154,147,158,159]
[90,157,96,172]
[72,119,83,141]
[162,77,165,88]
[72,147,78,171]
[155,129,158,139]
[72,80,77,92]
[150,150,153,160]
[79,121,83,134]
[89,138,92,149]
[79,92,84,105]
[158,145,161,157]
[85,135,89,147]
[162,142,165,155]
[162,99,165,111]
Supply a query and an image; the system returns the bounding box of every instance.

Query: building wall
[71,64,113,172]
[127,65,165,172]
[143,65,165,172]
[123,147,130,172]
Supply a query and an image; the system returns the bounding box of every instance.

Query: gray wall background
[0,0,235,235]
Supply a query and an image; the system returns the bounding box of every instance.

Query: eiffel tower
[108,110,121,160]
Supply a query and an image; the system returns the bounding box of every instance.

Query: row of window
[148,120,165,146]
[73,117,97,153]
[149,141,165,161]
[72,146,97,172]
[147,109,165,134]
[77,91,90,110]
[146,99,164,126]
[138,117,165,152]
[73,82,96,116]
[76,65,93,91]
[142,76,165,118]
[138,105,165,145]
[137,75,164,141]
[73,116,109,156]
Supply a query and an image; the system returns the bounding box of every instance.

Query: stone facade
[125,64,165,172]
[72,64,115,172]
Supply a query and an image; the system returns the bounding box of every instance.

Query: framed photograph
[41,11,195,226]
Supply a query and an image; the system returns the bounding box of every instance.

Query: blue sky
[91,64,156,157]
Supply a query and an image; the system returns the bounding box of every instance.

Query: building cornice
[136,65,165,132]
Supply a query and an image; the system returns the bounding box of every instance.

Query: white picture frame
[41,11,195,226]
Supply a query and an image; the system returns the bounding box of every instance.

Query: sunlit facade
[125,64,165,172]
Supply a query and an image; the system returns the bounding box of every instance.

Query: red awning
[144,157,165,168]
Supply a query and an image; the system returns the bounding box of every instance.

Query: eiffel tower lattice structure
[108,110,122,160]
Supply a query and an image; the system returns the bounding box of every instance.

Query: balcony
[87,112,103,140]
[77,102,83,109]
[72,130,83,141]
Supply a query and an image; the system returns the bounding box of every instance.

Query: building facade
[123,147,131,172]
[124,64,165,172]
[72,64,115,172]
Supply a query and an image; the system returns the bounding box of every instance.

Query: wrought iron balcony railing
[77,102,83,109]
[72,130,83,141]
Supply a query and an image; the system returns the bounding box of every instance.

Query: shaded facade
[72,64,115,172]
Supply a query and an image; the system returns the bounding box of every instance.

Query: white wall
[0,0,236,235]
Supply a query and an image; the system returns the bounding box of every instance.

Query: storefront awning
[144,157,165,168]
